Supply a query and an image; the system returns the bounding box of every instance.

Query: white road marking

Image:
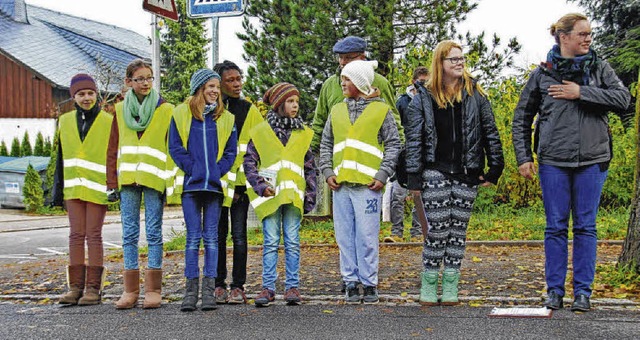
[37,247,66,255]
[0,255,38,259]
[103,241,122,249]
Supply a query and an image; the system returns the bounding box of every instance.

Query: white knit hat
[341,60,378,96]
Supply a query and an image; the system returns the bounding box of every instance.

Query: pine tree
[46,133,59,195]
[23,163,44,213]
[33,132,45,156]
[159,0,209,104]
[21,132,32,157]
[239,0,521,118]
[0,140,8,156]
[10,137,20,157]
[43,136,52,157]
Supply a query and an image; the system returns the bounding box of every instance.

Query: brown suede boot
[143,269,162,309]
[115,269,140,309]
[59,264,85,305]
[78,266,104,305]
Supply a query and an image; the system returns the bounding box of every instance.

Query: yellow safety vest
[59,109,113,205]
[166,104,235,204]
[115,101,174,193]
[222,104,263,207]
[246,122,313,221]
[331,101,388,185]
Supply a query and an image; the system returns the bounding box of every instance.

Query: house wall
[0,52,56,119]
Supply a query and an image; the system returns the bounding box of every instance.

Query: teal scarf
[123,88,160,131]
[545,45,596,85]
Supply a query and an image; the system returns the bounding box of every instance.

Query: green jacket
[311,72,404,152]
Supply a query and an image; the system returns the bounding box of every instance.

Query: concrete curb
[0,214,185,233]
[1,293,637,309]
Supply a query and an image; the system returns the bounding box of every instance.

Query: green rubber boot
[441,268,460,305]
[419,271,439,306]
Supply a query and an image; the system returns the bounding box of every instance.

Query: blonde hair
[427,40,485,109]
[187,83,224,122]
[550,13,589,44]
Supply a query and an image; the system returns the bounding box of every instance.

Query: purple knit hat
[69,73,97,97]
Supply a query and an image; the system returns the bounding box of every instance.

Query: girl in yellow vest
[318,60,401,304]
[244,83,316,307]
[106,59,174,309]
[52,74,112,306]
[168,69,238,311]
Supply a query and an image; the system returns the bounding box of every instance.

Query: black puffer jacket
[512,59,630,167]
[405,84,504,190]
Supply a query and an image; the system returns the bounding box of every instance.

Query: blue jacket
[169,113,237,193]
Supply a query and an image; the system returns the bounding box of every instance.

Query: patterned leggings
[419,170,477,271]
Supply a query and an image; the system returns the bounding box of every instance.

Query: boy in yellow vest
[318,60,401,304]
[52,73,112,306]
[244,83,316,307]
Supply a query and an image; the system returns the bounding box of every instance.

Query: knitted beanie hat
[69,73,97,97]
[341,60,378,96]
[190,68,221,96]
[262,82,300,111]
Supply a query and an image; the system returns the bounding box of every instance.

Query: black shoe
[362,286,379,304]
[544,291,563,310]
[571,294,591,312]
[345,283,361,304]
[180,278,199,312]
[200,277,217,311]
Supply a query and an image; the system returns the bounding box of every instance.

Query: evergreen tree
[46,133,59,196]
[0,140,8,156]
[10,137,20,157]
[23,163,44,213]
[239,0,520,119]
[569,0,640,86]
[33,132,45,156]
[43,136,52,157]
[21,132,32,157]
[160,0,210,104]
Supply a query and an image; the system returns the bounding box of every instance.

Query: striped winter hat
[190,68,221,96]
[262,82,299,111]
[69,73,97,97]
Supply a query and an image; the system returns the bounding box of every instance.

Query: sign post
[142,0,179,92]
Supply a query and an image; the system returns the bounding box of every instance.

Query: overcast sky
[25,0,582,71]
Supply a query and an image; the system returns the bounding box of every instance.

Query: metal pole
[211,17,219,67]
[152,14,161,92]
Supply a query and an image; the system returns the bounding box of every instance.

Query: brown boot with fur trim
[78,266,104,305]
[115,269,140,309]
[59,264,85,305]
[143,269,162,309]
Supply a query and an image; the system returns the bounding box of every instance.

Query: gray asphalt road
[0,303,638,339]
[0,215,185,263]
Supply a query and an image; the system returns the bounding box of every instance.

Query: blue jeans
[261,204,302,291]
[120,185,164,270]
[333,185,382,287]
[539,164,607,297]
[216,192,249,289]
[182,191,222,279]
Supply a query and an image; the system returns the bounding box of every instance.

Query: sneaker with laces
[345,283,361,304]
[284,287,302,305]
[228,287,247,304]
[363,286,379,304]
[214,287,228,304]
[254,288,276,307]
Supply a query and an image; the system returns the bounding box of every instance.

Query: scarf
[123,88,160,131]
[545,45,596,85]
[266,110,305,140]
[203,103,217,116]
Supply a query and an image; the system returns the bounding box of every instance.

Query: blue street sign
[187,0,245,18]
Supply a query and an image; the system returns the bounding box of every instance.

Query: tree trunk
[619,71,640,271]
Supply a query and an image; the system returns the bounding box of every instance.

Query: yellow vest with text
[166,104,235,204]
[222,104,263,207]
[246,122,313,221]
[115,101,174,193]
[59,109,113,205]
[331,101,387,185]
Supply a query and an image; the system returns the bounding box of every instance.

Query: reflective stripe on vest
[115,101,173,193]
[222,104,263,207]
[166,104,235,204]
[59,109,113,204]
[246,122,313,221]
[331,101,387,185]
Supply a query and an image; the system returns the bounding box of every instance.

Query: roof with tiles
[0,0,150,93]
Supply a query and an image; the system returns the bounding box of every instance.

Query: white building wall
[0,118,57,147]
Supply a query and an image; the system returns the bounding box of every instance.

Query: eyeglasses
[572,31,592,39]
[336,53,363,63]
[130,77,155,84]
[443,57,465,65]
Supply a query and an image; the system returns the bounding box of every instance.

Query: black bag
[395,148,408,188]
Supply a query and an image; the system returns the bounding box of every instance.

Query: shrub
[23,164,44,213]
